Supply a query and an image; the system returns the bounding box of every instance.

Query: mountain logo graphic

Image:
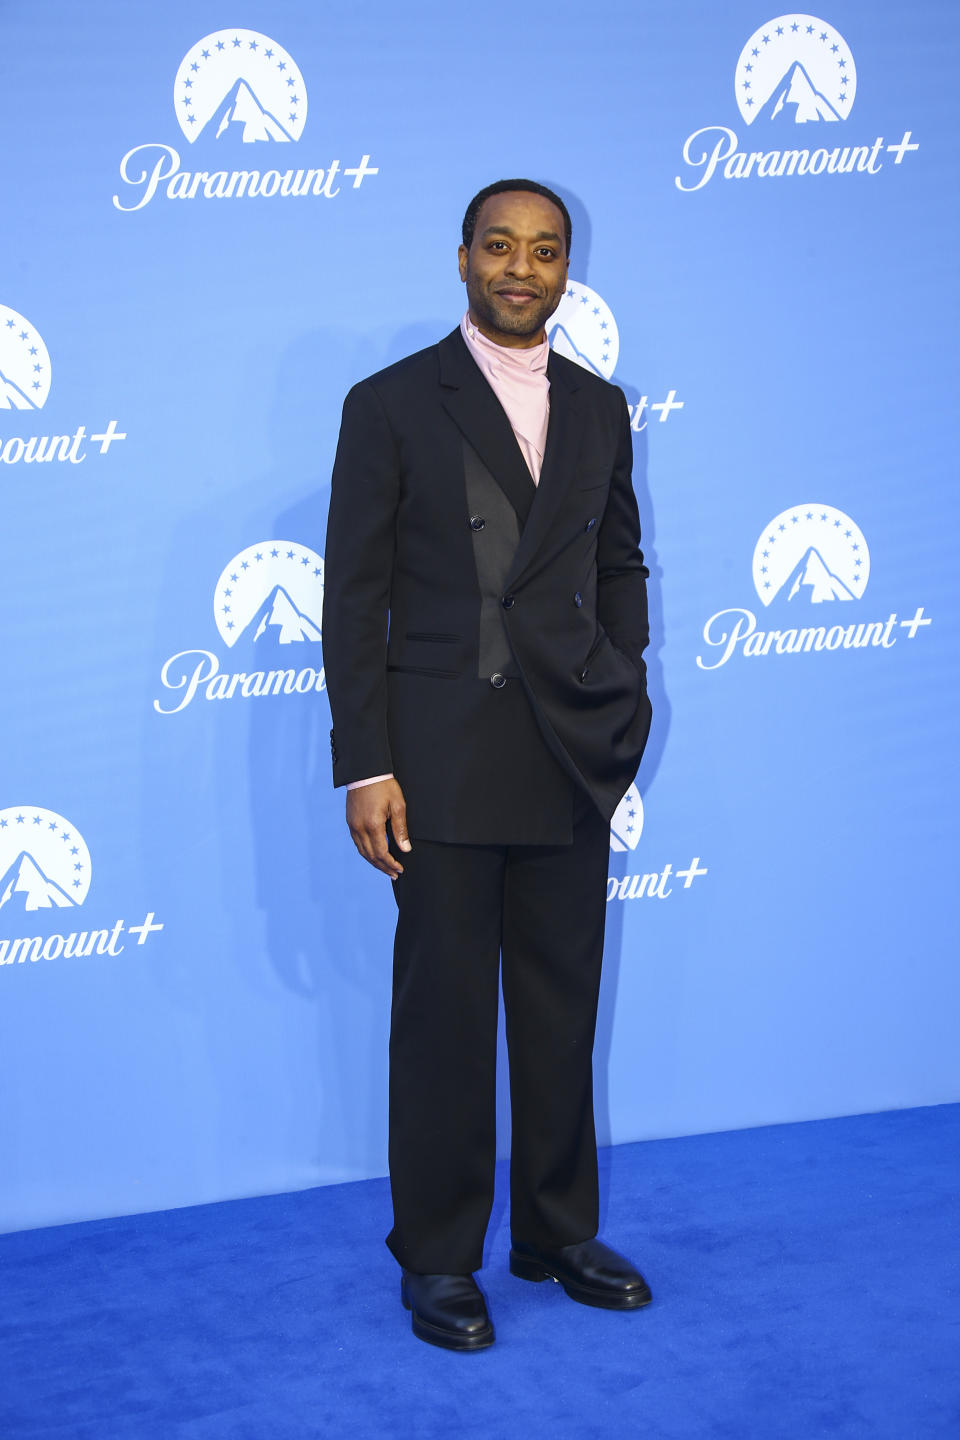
[783,546,854,601]
[210,80,295,143]
[610,784,644,852]
[213,542,324,648]
[174,30,307,145]
[752,504,869,606]
[243,585,323,645]
[0,854,74,911]
[0,305,52,410]
[756,62,841,123]
[550,326,604,378]
[0,807,92,911]
[547,282,620,378]
[735,14,857,126]
[0,369,34,409]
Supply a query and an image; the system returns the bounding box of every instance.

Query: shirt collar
[461,311,550,375]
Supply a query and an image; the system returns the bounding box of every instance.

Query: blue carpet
[1,1105,958,1439]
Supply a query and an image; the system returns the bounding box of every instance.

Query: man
[323,179,653,1351]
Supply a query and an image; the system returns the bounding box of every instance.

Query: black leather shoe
[400,1271,495,1351]
[509,1238,652,1310]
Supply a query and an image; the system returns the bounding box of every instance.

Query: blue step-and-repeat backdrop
[1,1,957,1232]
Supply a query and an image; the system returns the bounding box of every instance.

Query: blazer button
[573,592,582,607]
[469,515,485,531]
[585,518,597,532]
[490,672,507,689]
[501,594,515,609]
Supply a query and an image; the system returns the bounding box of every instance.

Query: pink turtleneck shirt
[347,313,551,790]
[459,310,550,484]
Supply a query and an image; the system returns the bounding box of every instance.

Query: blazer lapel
[438,329,537,528]
[506,351,584,586]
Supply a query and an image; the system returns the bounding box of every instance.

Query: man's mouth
[495,288,540,305]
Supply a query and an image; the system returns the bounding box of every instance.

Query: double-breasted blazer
[323,327,652,845]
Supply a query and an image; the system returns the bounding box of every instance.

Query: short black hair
[462,179,572,256]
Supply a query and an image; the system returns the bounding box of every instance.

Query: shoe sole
[401,1286,495,1351]
[509,1251,652,1311]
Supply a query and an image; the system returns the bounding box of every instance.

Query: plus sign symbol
[899,606,932,640]
[128,912,164,945]
[630,391,685,431]
[675,857,708,889]
[344,155,379,188]
[90,420,127,455]
[886,131,920,165]
[650,390,684,423]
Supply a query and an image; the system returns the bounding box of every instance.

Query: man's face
[458,191,569,348]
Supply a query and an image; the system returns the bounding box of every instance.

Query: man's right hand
[345,778,412,879]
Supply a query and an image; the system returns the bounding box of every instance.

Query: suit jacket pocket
[387,664,458,678]
[576,469,611,491]
[581,629,643,688]
[582,630,609,669]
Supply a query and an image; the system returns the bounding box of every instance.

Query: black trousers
[386,793,611,1274]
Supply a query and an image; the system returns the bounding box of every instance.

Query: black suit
[323,327,651,1271]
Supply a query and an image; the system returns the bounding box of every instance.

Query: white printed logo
[114,28,377,211]
[610,784,643,852]
[0,807,91,911]
[697,502,931,670]
[174,30,307,144]
[753,504,869,605]
[0,806,165,969]
[0,306,51,410]
[214,542,323,648]
[549,284,683,432]
[607,790,707,900]
[675,13,918,192]
[735,15,856,126]
[548,282,620,378]
[0,303,126,468]
[155,541,327,714]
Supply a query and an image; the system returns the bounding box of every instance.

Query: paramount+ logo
[675,12,919,192]
[696,504,932,670]
[113,28,378,212]
[154,542,327,714]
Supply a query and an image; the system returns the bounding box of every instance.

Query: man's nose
[503,247,535,278]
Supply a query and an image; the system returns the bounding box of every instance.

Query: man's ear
[457,244,468,282]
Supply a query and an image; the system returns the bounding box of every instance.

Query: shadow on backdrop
[249,321,456,1187]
